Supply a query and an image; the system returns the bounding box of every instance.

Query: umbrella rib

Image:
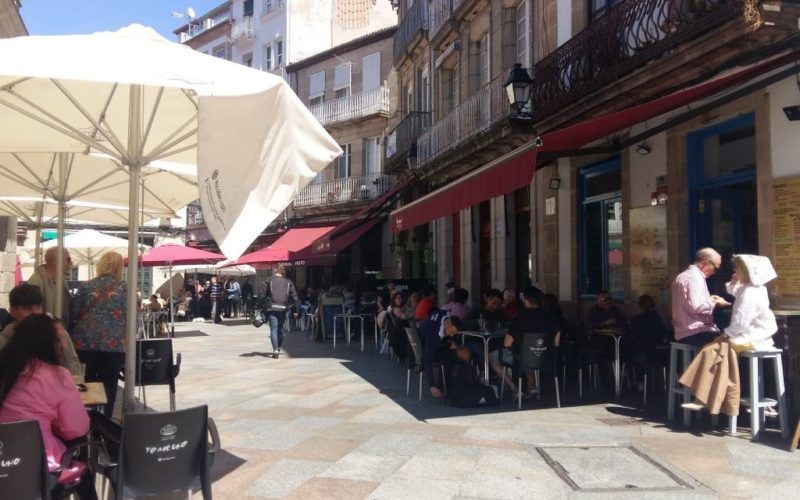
[0,200,33,222]
[144,116,195,160]
[141,87,164,151]
[157,142,197,162]
[0,93,121,159]
[141,183,178,215]
[69,163,127,199]
[147,129,197,161]
[0,76,32,92]
[181,89,199,110]
[0,162,49,194]
[9,154,53,194]
[50,80,128,156]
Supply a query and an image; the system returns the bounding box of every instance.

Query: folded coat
[679,337,740,416]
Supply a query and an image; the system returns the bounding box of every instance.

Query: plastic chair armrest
[172,352,182,378]
[207,418,221,467]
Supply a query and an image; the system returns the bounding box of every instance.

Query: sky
[21,0,225,40]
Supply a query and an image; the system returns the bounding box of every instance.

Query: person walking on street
[209,276,224,324]
[27,246,73,327]
[226,277,241,318]
[71,252,127,418]
[672,247,731,348]
[261,266,298,359]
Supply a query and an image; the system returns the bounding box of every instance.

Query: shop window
[580,158,623,297]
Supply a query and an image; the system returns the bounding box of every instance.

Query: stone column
[435,216,454,300]
[0,216,17,309]
[491,195,515,291]
[461,208,480,307]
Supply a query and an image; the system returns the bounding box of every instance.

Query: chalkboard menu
[773,177,800,300]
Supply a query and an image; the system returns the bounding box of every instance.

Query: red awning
[391,51,800,234]
[328,175,416,240]
[232,226,335,265]
[135,244,225,267]
[295,216,384,266]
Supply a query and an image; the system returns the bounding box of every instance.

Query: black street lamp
[505,63,533,117]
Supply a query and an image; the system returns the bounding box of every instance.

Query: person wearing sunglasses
[671,247,731,348]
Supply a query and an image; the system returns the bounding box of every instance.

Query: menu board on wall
[629,205,669,304]
[773,177,800,299]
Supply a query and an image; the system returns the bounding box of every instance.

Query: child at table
[0,314,94,497]
[448,346,501,407]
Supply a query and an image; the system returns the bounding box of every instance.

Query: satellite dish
[187,7,196,19]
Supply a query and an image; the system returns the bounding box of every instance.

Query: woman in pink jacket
[0,314,94,498]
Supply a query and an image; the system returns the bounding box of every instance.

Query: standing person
[261,266,299,359]
[0,314,96,499]
[226,277,241,318]
[209,276,224,324]
[71,252,127,418]
[0,284,80,369]
[27,246,73,326]
[414,285,438,321]
[241,277,254,313]
[672,248,730,348]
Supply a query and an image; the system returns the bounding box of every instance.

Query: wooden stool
[667,342,698,425]
[730,348,789,441]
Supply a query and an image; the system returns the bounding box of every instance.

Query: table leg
[484,339,490,386]
[333,318,337,349]
[614,336,621,398]
[360,317,365,352]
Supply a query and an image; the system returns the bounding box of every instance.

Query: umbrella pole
[123,85,143,416]
[54,154,68,323]
[169,263,175,336]
[33,225,42,268]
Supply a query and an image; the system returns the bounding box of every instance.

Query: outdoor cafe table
[591,328,627,398]
[80,382,107,412]
[460,331,506,386]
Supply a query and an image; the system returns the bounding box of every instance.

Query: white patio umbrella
[0,25,341,412]
[40,228,148,278]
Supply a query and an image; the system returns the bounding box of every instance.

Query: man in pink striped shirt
[671,248,730,347]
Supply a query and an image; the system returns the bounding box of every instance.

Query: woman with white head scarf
[724,254,778,352]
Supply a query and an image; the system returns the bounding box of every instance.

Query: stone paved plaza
[141,320,800,499]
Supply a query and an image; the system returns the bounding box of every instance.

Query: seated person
[440,288,471,320]
[466,289,506,331]
[414,285,438,321]
[0,314,94,495]
[502,288,520,321]
[504,286,561,397]
[587,290,627,330]
[0,284,80,369]
[147,294,162,312]
[418,310,463,399]
[621,295,668,383]
[448,346,501,407]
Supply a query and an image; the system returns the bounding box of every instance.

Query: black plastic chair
[517,332,561,409]
[135,338,182,411]
[404,327,425,401]
[90,406,220,500]
[0,420,89,500]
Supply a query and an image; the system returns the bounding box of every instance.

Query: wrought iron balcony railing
[416,74,508,166]
[293,173,394,208]
[385,111,432,163]
[309,87,391,127]
[393,0,428,64]
[429,0,452,41]
[529,0,746,120]
[230,16,255,42]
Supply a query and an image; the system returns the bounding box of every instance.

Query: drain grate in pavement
[537,445,693,492]
[597,417,642,426]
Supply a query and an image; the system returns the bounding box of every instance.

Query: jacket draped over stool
[679,337,740,416]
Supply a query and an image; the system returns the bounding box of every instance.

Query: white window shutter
[309,71,325,98]
[362,52,381,92]
[334,63,351,90]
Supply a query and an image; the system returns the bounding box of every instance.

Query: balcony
[393,0,428,65]
[293,173,394,209]
[178,12,231,43]
[529,0,751,121]
[384,111,431,168]
[310,87,391,127]
[230,16,255,42]
[416,74,508,167]
[429,0,452,42]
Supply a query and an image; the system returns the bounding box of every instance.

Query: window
[516,1,529,68]
[263,0,274,14]
[405,84,413,113]
[364,137,380,174]
[335,144,351,178]
[334,63,351,96]
[309,95,324,106]
[263,45,272,70]
[311,171,324,185]
[421,70,430,113]
[362,52,381,92]
[580,158,623,296]
[213,46,226,59]
[309,70,325,100]
[242,52,253,67]
[276,40,283,66]
[478,34,490,85]
[244,0,254,17]
[590,0,621,21]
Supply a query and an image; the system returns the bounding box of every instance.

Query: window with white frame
[334,63,351,98]
[516,1,529,68]
[364,137,380,174]
[362,52,381,92]
[276,40,283,66]
[213,45,226,59]
[479,34,490,85]
[405,85,413,113]
[242,52,253,67]
[420,70,430,113]
[263,45,272,70]
[309,71,325,103]
[335,144,351,178]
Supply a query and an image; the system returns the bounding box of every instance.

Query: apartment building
[386,0,800,326]
[174,1,233,59]
[286,26,400,286]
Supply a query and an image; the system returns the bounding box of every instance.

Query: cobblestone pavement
[140,320,800,499]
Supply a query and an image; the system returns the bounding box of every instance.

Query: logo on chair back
[146,348,156,358]
[528,338,548,355]
[0,440,3,455]
[160,424,178,441]
[0,440,22,469]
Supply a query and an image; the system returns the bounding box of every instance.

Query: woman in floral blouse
[72,251,127,417]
